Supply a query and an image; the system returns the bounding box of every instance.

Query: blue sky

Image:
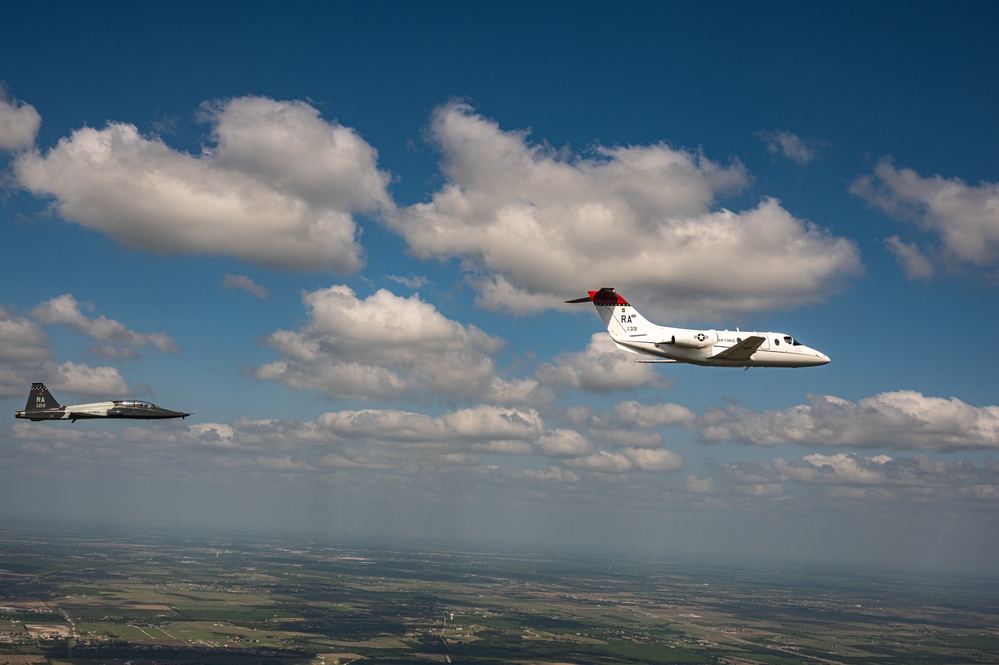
[2,1,999,574]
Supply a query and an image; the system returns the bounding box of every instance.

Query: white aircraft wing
[712,335,766,362]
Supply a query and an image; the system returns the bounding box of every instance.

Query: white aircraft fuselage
[572,288,830,368]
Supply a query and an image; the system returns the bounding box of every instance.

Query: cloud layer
[721,452,999,506]
[703,391,999,451]
[4,90,997,572]
[9,393,997,513]
[9,97,864,320]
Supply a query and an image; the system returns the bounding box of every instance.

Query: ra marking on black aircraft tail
[15,383,190,423]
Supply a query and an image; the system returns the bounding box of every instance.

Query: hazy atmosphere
[2,2,998,574]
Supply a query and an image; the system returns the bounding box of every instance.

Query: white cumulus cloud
[566,446,684,473]
[222,274,269,299]
[702,390,999,451]
[48,361,129,395]
[252,285,541,402]
[613,400,697,429]
[884,235,935,279]
[535,333,670,393]
[851,158,999,274]
[0,88,40,151]
[720,453,999,506]
[0,305,52,396]
[32,294,178,355]
[0,304,127,397]
[757,129,823,165]
[390,103,860,319]
[14,96,392,272]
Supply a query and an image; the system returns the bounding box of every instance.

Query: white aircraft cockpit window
[783,335,803,346]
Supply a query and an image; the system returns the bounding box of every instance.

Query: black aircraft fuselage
[14,383,190,423]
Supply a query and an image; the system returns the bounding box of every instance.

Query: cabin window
[774,337,780,346]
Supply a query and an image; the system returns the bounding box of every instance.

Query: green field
[1,523,998,664]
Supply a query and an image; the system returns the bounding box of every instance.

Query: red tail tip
[590,287,629,306]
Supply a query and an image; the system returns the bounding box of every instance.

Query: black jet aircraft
[15,383,190,423]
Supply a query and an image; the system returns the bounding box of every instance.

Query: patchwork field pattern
[1,524,998,664]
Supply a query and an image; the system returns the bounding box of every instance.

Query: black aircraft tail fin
[24,382,62,412]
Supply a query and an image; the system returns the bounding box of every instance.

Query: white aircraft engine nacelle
[668,331,718,348]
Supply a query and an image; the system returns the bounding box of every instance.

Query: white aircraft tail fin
[566,287,658,341]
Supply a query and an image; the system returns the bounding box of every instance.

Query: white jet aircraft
[568,287,830,368]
